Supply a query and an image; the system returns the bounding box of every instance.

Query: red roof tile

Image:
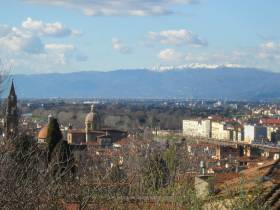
[260,118,280,125]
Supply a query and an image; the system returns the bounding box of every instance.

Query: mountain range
[7,67,280,100]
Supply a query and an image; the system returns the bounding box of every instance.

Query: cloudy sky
[0,0,280,74]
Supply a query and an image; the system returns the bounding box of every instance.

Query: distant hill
[7,67,280,100]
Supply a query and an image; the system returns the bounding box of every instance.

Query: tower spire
[5,79,18,138]
[9,79,16,96]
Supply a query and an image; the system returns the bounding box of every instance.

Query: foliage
[141,152,170,192]
[46,118,63,162]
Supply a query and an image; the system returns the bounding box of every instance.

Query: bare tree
[0,130,271,210]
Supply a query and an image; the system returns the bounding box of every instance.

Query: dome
[38,125,48,139]
[38,113,53,141]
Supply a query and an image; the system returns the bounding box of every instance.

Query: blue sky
[0,0,279,74]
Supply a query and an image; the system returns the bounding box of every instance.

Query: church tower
[5,80,19,138]
[85,104,101,142]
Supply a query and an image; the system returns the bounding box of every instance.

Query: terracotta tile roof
[38,125,48,139]
[216,160,277,195]
[260,118,280,125]
[208,115,235,123]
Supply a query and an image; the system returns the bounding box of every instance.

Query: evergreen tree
[46,118,63,162]
[46,117,74,177]
[58,140,73,172]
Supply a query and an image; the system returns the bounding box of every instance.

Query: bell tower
[5,80,18,138]
[85,104,101,142]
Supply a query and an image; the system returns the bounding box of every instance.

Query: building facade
[183,119,211,138]
[211,121,231,140]
[244,125,267,144]
[183,118,243,142]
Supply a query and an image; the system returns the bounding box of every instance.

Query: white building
[266,126,278,141]
[211,121,243,141]
[211,121,230,140]
[244,125,267,144]
[182,119,211,138]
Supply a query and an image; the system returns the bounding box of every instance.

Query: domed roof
[38,125,48,139]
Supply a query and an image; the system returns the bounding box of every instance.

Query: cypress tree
[59,140,73,172]
[46,117,74,176]
[46,118,63,162]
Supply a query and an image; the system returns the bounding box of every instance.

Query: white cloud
[0,19,86,73]
[148,29,207,47]
[0,18,80,54]
[44,43,80,65]
[147,32,157,40]
[22,17,80,37]
[0,43,85,73]
[112,38,131,54]
[45,43,75,51]
[0,28,44,54]
[23,0,198,16]
[259,42,280,59]
[44,44,77,64]
[254,42,280,71]
[158,48,183,61]
[260,41,279,50]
